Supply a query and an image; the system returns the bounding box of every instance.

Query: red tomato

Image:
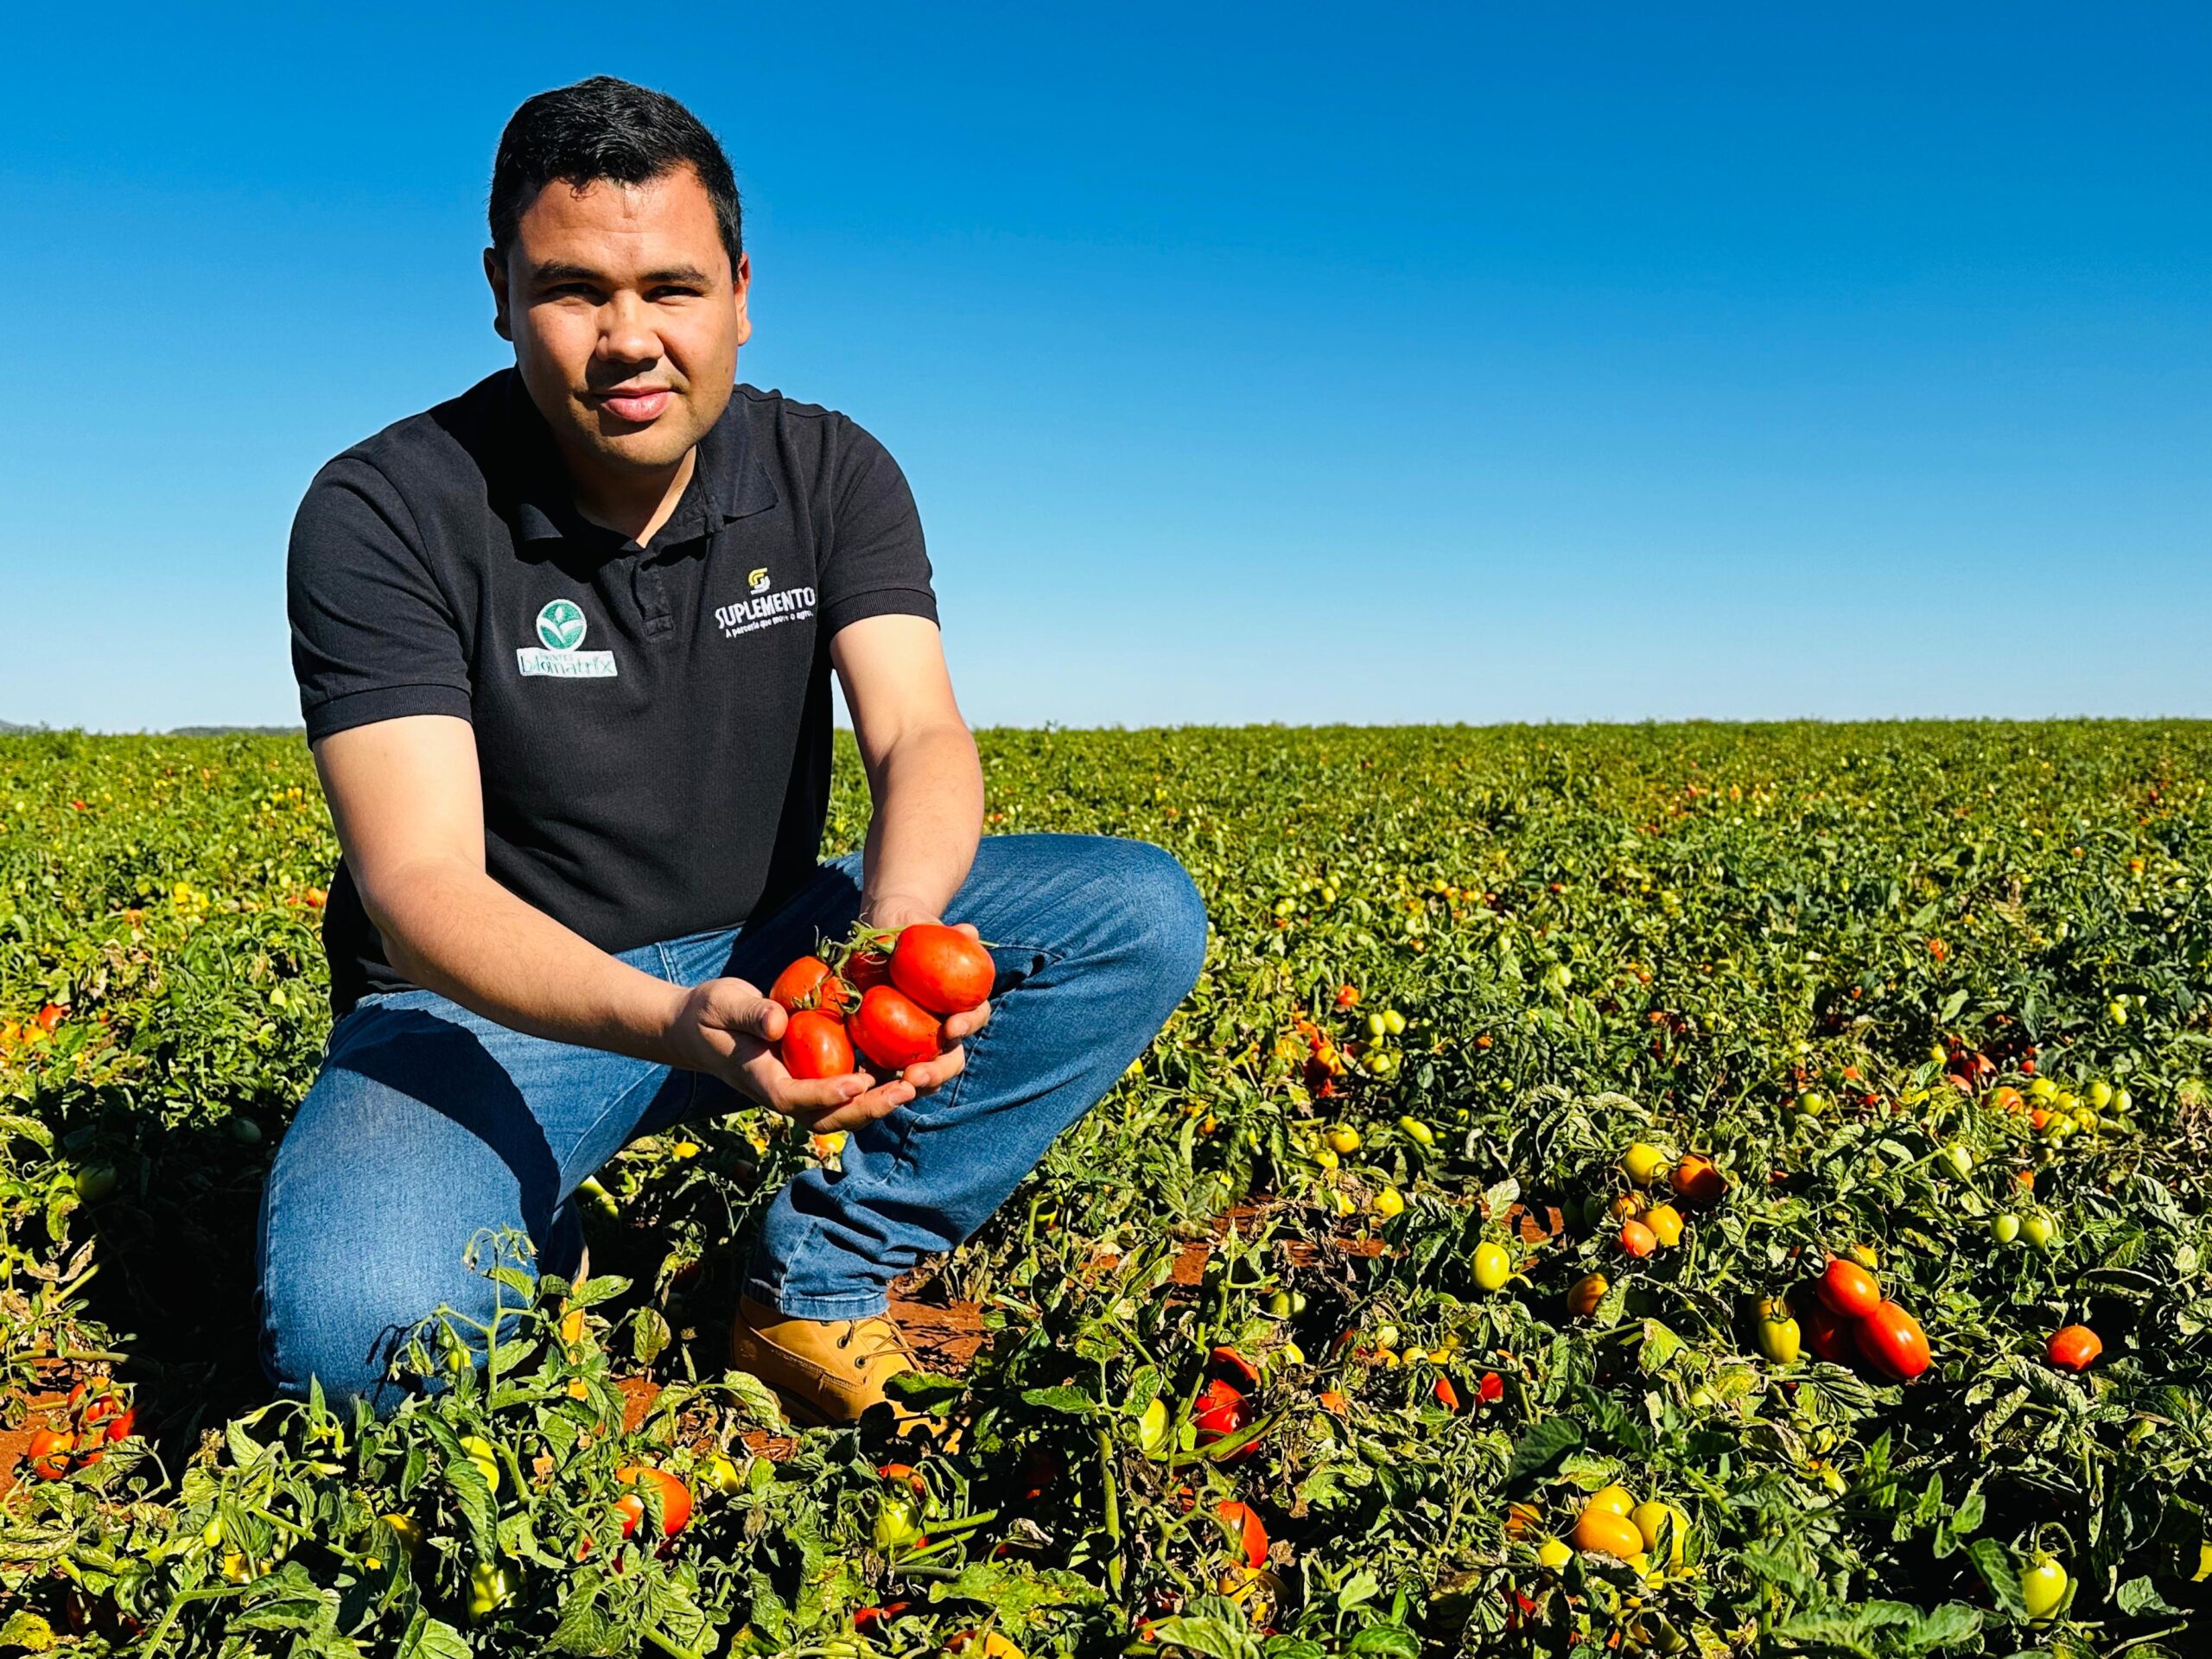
[614,1465,693,1538]
[1217,1499,1268,1568]
[1802,1300,1857,1364]
[26,1428,74,1480]
[1478,1371,1504,1403]
[848,986,942,1073]
[102,1408,136,1445]
[2047,1324,2102,1372]
[780,1010,855,1080]
[1817,1257,1882,1319]
[1855,1300,1931,1382]
[769,957,849,1015]
[888,924,995,1014]
[34,1003,67,1033]
[1192,1378,1251,1439]
[1433,1375,1460,1412]
[844,949,892,992]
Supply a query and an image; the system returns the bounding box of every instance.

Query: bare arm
[313,714,912,1132]
[830,613,991,1089]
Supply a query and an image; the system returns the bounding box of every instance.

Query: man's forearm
[858,722,985,923]
[363,854,690,1065]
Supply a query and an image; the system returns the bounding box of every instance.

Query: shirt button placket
[635,559,674,644]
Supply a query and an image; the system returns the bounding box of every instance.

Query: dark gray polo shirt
[286,367,937,1014]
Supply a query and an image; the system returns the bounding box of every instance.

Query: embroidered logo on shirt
[518,599,618,678]
[715,579,817,639]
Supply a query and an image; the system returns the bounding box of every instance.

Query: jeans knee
[1096,838,1210,1002]
[260,1236,518,1412]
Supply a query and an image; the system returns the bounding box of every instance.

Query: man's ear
[732,250,753,348]
[483,247,512,342]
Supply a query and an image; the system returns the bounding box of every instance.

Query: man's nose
[598,292,659,365]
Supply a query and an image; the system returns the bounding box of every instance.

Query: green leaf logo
[536,600,588,652]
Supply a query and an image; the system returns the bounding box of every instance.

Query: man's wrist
[861,892,945,928]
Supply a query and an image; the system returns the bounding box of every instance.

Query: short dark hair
[488,76,742,270]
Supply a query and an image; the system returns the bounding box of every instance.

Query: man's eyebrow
[527,261,715,286]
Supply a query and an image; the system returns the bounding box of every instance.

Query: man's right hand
[667,977,918,1133]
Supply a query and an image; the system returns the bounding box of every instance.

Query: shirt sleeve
[817,416,938,636]
[287,456,474,742]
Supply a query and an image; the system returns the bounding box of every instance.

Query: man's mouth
[593,387,674,423]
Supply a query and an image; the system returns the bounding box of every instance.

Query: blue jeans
[254,834,1207,1409]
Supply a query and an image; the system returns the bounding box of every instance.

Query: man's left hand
[861,902,993,1094]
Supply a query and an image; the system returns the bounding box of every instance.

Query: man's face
[485,164,750,483]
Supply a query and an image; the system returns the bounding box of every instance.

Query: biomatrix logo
[518,599,616,678]
[536,600,588,652]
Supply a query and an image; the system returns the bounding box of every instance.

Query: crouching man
[258,75,1207,1424]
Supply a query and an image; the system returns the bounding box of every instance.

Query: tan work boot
[729,1294,924,1428]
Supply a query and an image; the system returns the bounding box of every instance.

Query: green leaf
[1336,1567,1382,1610]
[1020,1385,1097,1414]
[1965,1538,2027,1618]
[1503,1417,1583,1486]
[1147,1616,1262,1659]
[396,1611,475,1659]
[2115,1575,2181,1616]
[883,1370,967,1411]
[1348,1627,1420,1659]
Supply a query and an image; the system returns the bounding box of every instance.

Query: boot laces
[832,1314,916,1372]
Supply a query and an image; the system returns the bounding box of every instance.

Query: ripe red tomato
[848,986,942,1073]
[769,957,849,1015]
[1217,1499,1268,1568]
[614,1465,693,1539]
[888,924,994,1014]
[1854,1300,1931,1382]
[2047,1324,2102,1372]
[844,949,892,993]
[780,1010,855,1081]
[1191,1378,1250,1439]
[1817,1257,1882,1319]
[1802,1300,1857,1364]
[26,1428,74,1480]
[101,1408,137,1445]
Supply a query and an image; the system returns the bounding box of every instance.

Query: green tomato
[1990,1214,2020,1246]
[1381,1008,1407,1037]
[2112,1087,2133,1115]
[458,1435,501,1495]
[1365,1013,1388,1041]
[1267,1290,1294,1317]
[1136,1397,1172,1459]
[2107,1000,2128,1027]
[1939,1144,1973,1179]
[467,1561,515,1622]
[73,1165,118,1203]
[2088,1080,2113,1109]
[871,1490,921,1551]
[2021,1554,2067,1622]
[1472,1242,1511,1292]
[2021,1211,2059,1252]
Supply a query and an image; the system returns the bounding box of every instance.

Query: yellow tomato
[1642,1204,1684,1248]
[1587,1484,1636,1516]
[1573,1506,1645,1560]
[1622,1142,1669,1186]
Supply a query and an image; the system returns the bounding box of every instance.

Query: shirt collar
[505,369,779,547]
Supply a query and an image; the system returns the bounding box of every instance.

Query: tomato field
[3,721,2210,1657]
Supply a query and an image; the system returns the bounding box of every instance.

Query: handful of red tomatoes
[768,923,995,1081]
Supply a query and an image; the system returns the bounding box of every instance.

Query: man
[261,76,1208,1425]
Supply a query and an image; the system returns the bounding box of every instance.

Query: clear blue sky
[4,3,2206,729]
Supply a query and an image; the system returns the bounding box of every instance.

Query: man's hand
[858,903,994,1095]
[666,977,915,1134]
